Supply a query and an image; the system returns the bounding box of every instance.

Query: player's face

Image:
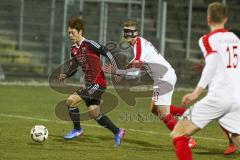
[123,26,137,43]
[67,27,83,44]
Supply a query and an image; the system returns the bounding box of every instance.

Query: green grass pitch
[0,85,239,160]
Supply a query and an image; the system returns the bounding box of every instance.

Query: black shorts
[76,83,105,107]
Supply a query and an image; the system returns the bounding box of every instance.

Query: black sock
[68,107,81,130]
[96,114,120,134]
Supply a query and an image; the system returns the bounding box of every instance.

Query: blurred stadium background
[0,0,239,85]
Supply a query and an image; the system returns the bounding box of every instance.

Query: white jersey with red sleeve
[130,37,175,78]
[198,29,240,102]
[129,37,176,106]
[182,29,240,132]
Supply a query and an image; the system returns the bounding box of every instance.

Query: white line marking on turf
[0,82,194,92]
[0,113,227,142]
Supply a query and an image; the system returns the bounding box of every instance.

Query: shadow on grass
[193,145,239,159]
[49,134,98,144]
[48,133,173,152]
[27,142,45,146]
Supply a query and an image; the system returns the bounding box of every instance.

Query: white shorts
[218,103,240,134]
[152,70,177,106]
[183,96,240,134]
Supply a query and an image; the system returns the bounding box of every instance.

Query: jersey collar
[131,37,139,46]
[210,28,228,34]
[73,37,85,48]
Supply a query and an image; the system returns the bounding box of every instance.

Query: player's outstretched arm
[102,63,141,78]
[59,58,78,81]
[182,86,204,106]
[89,41,144,78]
[182,53,218,106]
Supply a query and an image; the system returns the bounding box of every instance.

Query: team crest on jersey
[79,56,86,63]
[82,47,87,53]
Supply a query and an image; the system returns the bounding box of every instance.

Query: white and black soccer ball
[30,125,48,143]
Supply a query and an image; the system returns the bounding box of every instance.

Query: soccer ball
[30,125,48,143]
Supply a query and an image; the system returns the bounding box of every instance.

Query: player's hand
[102,64,116,74]
[181,93,198,106]
[124,60,144,69]
[131,60,144,68]
[112,75,122,83]
[124,63,132,69]
[59,73,67,81]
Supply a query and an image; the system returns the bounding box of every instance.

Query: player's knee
[88,105,100,119]
[66,98,74,107]
[66,93,82,107]
[66,97,81,107]
[89,111,100,119]
[156,105,170,118]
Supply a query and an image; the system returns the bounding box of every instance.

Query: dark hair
[208,2,228,23]
[68,18,84,33]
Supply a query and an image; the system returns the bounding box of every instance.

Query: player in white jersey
[171,2,240,160]
[129,36,176,105]
[104,19,192,137]
[189,28,240,155]
[122,19,180,132]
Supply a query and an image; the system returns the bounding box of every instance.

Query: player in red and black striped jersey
[65,38,117,88]
[59,18,124,146]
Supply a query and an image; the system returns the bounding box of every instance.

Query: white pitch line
[0,82,194,92]
[0,113,227,142]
